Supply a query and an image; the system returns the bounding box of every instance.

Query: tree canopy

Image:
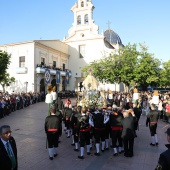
[82,43,165,91]
[0,50,11,82]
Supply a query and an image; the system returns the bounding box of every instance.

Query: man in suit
[155,127,170,170]
[121,110,136,157]
[0,125,18,170]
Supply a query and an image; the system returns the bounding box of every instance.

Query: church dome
[104,29,122,45]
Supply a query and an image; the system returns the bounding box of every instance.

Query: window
[81,1,84,7]
[84,14,89,24]
[19,56,25,67]
[53,61,56,67]
[77,15,81,25]
[41,57,45,65]
[63,63,65,71]
[79,45,86,58]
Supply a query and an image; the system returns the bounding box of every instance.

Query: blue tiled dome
[104,29,122,44]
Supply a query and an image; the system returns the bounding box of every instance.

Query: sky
[0,0,170,62]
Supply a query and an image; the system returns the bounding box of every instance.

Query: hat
[165,127,170,136]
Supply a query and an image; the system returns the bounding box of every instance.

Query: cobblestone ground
[0,98,169,170]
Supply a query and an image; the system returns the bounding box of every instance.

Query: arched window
[77,15,81,25]
[84,14,89,24]
[81,1,84,7]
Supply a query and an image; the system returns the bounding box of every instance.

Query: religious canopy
[82,74,99,90]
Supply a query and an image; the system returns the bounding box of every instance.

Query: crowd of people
[0,91,45,119]
[44,88,170,169]
[36,63,71,73]
[1,87,170,170]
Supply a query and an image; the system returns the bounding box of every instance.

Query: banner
[56,71,60,84]
[44,69,51,84]
[66,72,69,84]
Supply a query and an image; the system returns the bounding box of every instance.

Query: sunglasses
[3,130,12,134]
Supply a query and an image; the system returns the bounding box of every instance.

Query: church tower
[64,0,117,91]
[65,0,100,40]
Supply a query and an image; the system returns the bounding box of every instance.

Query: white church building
[0,0,123,93]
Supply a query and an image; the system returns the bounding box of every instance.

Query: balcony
[16,67,28,74]
[36,67,72,77]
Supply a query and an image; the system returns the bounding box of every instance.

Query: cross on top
[89,68,93,75]
[106,20,111,29]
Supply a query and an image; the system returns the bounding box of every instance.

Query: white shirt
[51,92,57,100]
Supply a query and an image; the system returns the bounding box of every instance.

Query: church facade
[0,0,123,93]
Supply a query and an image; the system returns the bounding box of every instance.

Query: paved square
[0,99,169,170]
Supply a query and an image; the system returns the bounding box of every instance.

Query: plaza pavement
[0,98,169,170]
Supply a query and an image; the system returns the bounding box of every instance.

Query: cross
[106,20,111,29]
[89,68,93,75]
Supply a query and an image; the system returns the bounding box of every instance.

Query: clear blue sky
[0,0,170,62]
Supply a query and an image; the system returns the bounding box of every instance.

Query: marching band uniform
[77,109,91,159]
[45,106,61,160]
[110,108,123,156]
[70,106,81,151]
[93,108,105,155]
[63,104,72,138]
[103,106,110,150]
[146,104,159,146]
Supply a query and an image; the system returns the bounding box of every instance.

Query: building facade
[63,0,123,91]
[0,40,70,93]
[0,0,123,93]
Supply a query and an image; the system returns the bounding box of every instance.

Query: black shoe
[124,153,129,157]
[156,143,159,146]
[94,152,100,156]
[74,149,79,152]
[58,140,61,143]
[49,157,53,160]
[113,153,118,156]
[101,149,105,153]
[90,147,92,150]
[54,154,57,157]
[71,143,75,146]
[87,152,91,155]
[129,154,134,157]
[150,143,155,146]
[78,156,84,159]
[105,148,109,150]
[67,136,70,138]
[119,151,124,154]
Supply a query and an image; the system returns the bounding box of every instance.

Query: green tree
[133,44,161,90]
[0,73,15,92]
[0,50,11,82]
[83,43,139,90]
[82,43,161,91]
[159,60,170,87]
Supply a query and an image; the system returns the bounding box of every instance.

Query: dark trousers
[94,129,105,143]
[111,130,122,147]
[0,108,3,118]
[72,128,79,143]
[65,120,70,130]
[123,137,134,156]
[79,131,90,147]
[47,132,59,148]
[149,123,157,136]
[104,127,110,139]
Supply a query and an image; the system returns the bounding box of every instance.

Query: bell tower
[67,0,99,38]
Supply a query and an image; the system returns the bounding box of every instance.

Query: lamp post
[25,82,28,93]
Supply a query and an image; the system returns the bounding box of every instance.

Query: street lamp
[25,82,28,93]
